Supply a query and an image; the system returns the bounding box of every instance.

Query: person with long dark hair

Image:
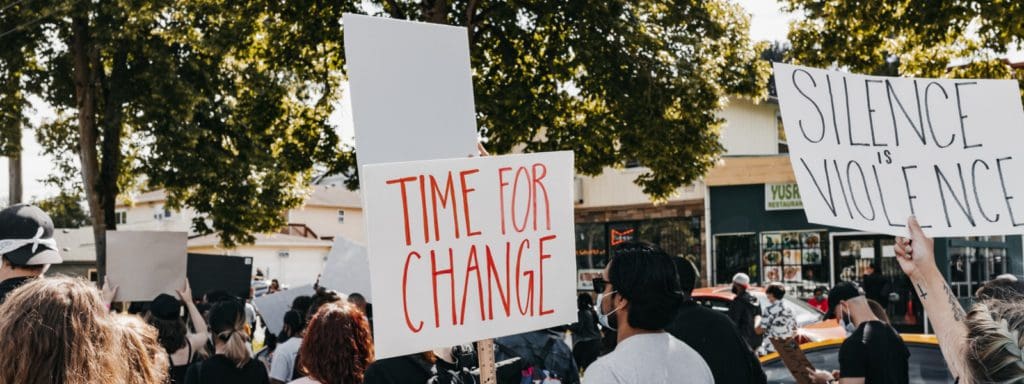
[147,279,209,383]
[185,299,269,384]
[571,293,603,370]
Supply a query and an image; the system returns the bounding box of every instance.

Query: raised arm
[177,279,209,337]
[894,217,968,380]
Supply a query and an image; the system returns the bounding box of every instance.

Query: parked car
[251,280,269,297]
[759,334,952,383]
[690,286,845,343]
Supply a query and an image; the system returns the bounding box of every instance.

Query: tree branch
[383,0,405,19]
[466,0,480,44]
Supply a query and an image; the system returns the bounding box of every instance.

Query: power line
[0,0,30,14]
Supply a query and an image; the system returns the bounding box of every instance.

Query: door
[948,236,1009,301]
[833,235,918,332]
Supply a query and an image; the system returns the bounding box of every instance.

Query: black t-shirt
[184,355,269,384]
[0,276,32,304]
[666,300,767,384]
[839,321,909,384]
[364,354,434,384]
[728,290,763,350]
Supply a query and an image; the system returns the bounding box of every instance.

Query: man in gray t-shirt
[583,242,713,384]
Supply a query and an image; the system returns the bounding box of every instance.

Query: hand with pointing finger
[894,216,938,278]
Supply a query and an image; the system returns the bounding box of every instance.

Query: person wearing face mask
[807,282,909,384]
[584,242,712,384]
[808,286,829,313]
[727,273,763,352]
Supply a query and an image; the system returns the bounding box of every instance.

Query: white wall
[717,97,779,156]
[188,245,329,288]
[117,202,195,234]
[288,206,366,245]
[577,169,704,208]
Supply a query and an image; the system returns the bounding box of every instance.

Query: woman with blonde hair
[289,301,374,384]
[0,275,168,384]
[896,216,1024,383]
[185,299,269,384]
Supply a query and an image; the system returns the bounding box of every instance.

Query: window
[948,237,1009,300]
[115,211,127,225]
[277,250,290,258]
[623,159,641,168]
[715,233,758,285]
[776,111,788,154]
[164,208,171,218]
[337,209,345,224]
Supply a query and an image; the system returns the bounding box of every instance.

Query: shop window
[575,223,608,270]
[714,234,758,285]
[576,217,702,290]
[948,237,1009,300]
[761,230,828,297]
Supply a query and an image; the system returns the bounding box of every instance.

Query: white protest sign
[319,237,372,301]
[106,231,187,302]
[775,63,1024,237]
[253,284,317,335]
[362,151,577,359]
[343,13,479,171]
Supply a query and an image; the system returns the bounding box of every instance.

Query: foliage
[0,0,768,258]
[35,192,90,228]
[785,0,1024,86]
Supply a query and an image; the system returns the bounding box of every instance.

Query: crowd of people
[4,202,1024,383]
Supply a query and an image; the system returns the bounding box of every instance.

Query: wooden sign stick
[474,143,497,384]
[477,338,497,384]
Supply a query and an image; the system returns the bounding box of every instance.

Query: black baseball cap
[150,293,182,320]
[0,204,62,266]
[825,281,863,319]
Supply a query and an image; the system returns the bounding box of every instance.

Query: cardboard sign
[187,253,254,300]
[319,237,372,301]
[106,231,188,302]
[775,63,1024,237]
[343,13,479,172]
[770,337,815,384]
[252,284,317,335]
[362,152,577,358]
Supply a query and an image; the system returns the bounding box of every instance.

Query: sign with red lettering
[362,151,577,359]
[775,63,1024,237]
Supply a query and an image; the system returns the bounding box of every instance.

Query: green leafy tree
[1,0,767,277]
[785,1,1024,85]
[35,192,90,228]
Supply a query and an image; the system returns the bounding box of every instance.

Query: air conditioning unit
[574,177,584,204]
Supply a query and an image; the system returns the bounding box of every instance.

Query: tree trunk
[71,14,107,281]
[98,49,127,233]
[8,149,22,205]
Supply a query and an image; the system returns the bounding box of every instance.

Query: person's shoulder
[287,377,318,384]
[582,356,618,384]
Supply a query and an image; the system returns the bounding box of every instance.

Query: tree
[35,192,90,228]
[1,0,767,277]
[785,1,1024,84]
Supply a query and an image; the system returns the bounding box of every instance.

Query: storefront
[709,182,1024,332]
[575,203,703,291]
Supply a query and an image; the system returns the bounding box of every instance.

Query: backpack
[495,338,564,384]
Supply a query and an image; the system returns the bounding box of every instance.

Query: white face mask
[839,306,856,335]
[595,291,621,331]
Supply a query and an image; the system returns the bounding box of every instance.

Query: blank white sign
[343,13,479,172]
[106,231,187,302]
